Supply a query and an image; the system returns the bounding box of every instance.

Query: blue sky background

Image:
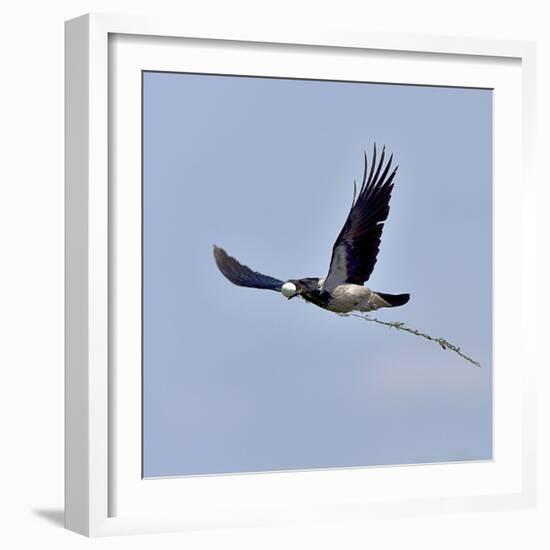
[142,72,493,477]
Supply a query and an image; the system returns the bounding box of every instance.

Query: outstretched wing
[322,144,398,291]
[213,245,284,291]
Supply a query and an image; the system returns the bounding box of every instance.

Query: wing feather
[322,144,398,290]
[213,245,284,291]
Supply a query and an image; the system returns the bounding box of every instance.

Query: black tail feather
[376,292,410,307]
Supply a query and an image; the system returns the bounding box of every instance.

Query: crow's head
[281,278,320,300]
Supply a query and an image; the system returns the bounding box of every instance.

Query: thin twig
[339,312,481,367]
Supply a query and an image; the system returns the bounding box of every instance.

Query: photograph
[0,1,541,545]
[142,70,493,478]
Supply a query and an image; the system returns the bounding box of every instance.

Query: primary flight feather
[213,144,409,314]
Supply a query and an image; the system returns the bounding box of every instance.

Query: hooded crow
[213,144,409,314]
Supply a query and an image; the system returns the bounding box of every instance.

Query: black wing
[322,145,398,290]
[213,245,284,291]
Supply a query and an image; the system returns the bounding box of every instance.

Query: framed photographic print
[65,13,537,536]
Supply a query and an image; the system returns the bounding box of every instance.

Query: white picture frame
[65,13,537,537]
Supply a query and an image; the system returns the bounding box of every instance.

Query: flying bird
[213,145,409,314]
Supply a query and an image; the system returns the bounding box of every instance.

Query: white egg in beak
[281,282,298,298]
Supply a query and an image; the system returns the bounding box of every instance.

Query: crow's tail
[376,292,410,308]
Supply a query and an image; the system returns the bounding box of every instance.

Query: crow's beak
[287,290,301,300]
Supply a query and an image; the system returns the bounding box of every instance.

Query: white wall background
[0,1,547,548]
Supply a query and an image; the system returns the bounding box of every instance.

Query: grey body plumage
[213,144,410,314]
